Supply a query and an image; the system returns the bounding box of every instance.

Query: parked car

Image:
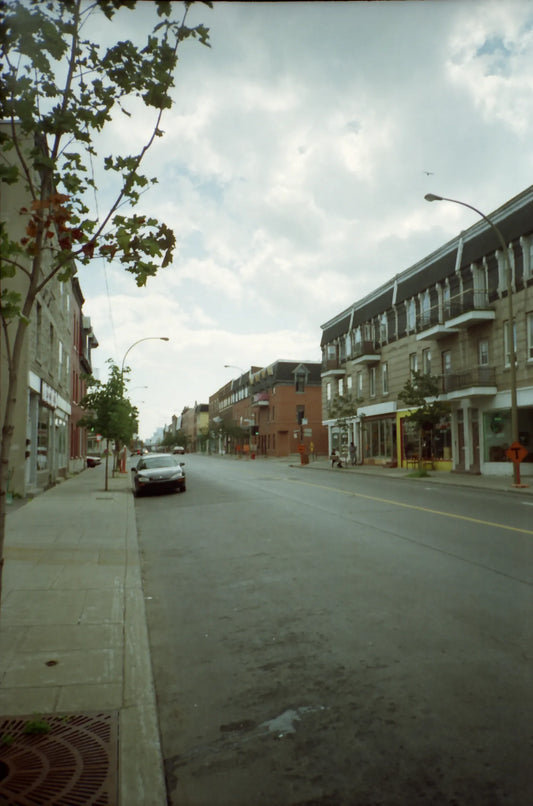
[86,455,102,468]
[172,446,185,455]
[131,453,186,497]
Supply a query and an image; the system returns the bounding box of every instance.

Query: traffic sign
[505,441,528,464]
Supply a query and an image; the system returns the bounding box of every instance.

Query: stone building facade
[320,185,533,477]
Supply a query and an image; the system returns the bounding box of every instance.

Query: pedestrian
[330,449,343,468]
[310,441,315,461]
[349,441,357,466]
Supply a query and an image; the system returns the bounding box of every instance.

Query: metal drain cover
[0,712,118,805]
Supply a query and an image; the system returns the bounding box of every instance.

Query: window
[357,371,363,399]
[409,352,418,379]
[369,366,376,397]
[527,313,533,360]
[338,378,344,397]
[363,322,373,342]
[35,303,42,359]
[422,348,431,375]
[295,372,305,393]
[326,382,332,401]
[442,350,451,374]
[421,291,430,327]
[347,375,353,392]
[503,320,517,367]
[380,313,388,344]
[443,284,451,317]
[382,362,389,395]
[296,405,305,425]
[407,299,416,332]
[479,339,489,366]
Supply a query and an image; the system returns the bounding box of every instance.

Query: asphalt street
[134,455,533,806]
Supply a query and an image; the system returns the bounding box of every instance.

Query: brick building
[210,360,328,458]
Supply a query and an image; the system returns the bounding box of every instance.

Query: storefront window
[37,404,49,470]
[402,415,451,460]
[484,410,533,463]
[363,418,394,461]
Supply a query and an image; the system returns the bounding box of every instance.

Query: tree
[398,371,450,471]
[0,0,211,615]
[328,393,358,460]
[162,428,188,450]
[78,361,138,491]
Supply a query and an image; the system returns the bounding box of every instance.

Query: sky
[75,0,533,440]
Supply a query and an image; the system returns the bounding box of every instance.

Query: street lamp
[424,193,519,483]
[120,337,169,388]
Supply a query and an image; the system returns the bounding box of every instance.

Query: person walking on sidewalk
[349,442,357,466]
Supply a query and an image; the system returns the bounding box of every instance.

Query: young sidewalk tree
[398,371,450,471]
[0,0,211,614]
[78,362,138,492]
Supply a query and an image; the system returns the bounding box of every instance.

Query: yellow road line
[289,478,533,536]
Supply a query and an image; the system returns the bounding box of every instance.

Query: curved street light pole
[425,193,518,483]
[120,337,170,390]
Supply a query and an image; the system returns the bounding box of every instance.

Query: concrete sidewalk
[0,465,165,805]
[283,453,533,495]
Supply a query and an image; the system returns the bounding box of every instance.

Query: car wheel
[181,482,186,492]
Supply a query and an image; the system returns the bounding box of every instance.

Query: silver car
[132,453,186,497]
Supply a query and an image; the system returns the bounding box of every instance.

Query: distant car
[172,446,185,455]
[86,455,102,468]
[131,453,186,497]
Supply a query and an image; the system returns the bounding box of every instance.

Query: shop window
[37,405,49,470]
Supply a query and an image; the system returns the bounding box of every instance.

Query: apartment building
[321,185,533,477]
[210,360,329,458]
[0,127,97,496]
[70,278,98,472]
[180,403,209,452]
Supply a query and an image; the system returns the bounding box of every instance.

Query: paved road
[134,455,533,806]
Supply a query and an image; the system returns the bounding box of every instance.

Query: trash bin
[300,453,309,465]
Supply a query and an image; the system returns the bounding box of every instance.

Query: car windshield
[142,456,178,469]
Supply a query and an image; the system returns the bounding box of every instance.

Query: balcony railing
[352,340,380,358]
[441,365,496,394]
[417,290,493,331]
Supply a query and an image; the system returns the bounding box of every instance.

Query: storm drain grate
[0,711,118,805]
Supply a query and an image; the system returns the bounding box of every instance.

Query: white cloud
[76,0,533,439]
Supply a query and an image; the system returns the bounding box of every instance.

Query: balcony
[416,308,459,341]
[445,290,495,329]
[351,340,380,366]
[252,391,269,407]
[441,366,497,399]
[417,291,494,341]
[321,357,346,378]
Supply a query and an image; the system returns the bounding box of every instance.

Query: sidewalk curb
[116,473,167,806]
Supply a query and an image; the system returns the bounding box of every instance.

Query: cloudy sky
[76,0,533,440]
